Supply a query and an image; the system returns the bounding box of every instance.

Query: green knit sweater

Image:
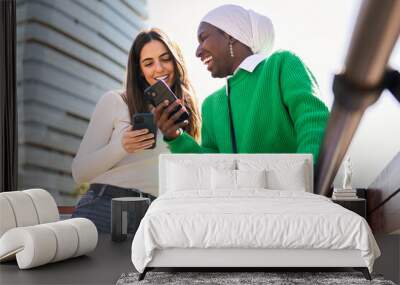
[167,50,329,163]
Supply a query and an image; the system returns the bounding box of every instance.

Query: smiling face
[139,40,175,87]
[196,22,233,78]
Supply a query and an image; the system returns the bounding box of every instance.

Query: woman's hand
[151,100,188,140]
[121,126,155,153]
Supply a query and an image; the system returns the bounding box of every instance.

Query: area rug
[116,271,395,285]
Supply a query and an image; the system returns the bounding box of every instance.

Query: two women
[73,4,330,233]
[154,5,329,165]
[71,29,201,233]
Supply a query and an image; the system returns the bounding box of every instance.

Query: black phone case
[144,80,189,124]
[131,113,157,149]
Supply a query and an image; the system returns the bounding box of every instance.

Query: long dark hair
[123,28,201,142]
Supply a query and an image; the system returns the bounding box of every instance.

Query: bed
[131,154,380,280]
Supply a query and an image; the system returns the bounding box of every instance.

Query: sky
[146,0,400,188]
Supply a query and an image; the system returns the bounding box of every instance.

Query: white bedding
[131,190,380,273]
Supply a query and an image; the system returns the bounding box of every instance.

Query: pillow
[167,162,211,191]
[211,168,236,190]
[211,169,267,190]
[267,167,306,191]
[238,159,308,191]
[166,159,236,191]
[236,169,267,188]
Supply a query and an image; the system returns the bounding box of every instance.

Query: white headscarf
[201,4,274,55]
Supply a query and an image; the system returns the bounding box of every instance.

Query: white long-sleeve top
[71,91,169,197]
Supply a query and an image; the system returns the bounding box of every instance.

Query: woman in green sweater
[153,4,329,164]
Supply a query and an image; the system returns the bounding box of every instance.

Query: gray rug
[116,271,395,285]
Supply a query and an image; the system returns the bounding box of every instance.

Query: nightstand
[332,198,366,219]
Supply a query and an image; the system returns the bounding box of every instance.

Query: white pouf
[0,218,98,269]
[24,189,59,224]
[0,196,17,237]
[0,189,98,269]
[0,189,59,237]
[0,191,39,227]
[64,218,98,257]
[0,225,57,269]
[42,221,79,262]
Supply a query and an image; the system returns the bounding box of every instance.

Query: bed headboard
[159,154,313,195]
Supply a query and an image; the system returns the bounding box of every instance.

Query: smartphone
[131,113,157,149]
[144,80,189,124]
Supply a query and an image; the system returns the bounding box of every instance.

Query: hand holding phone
[151,99,189,141]
[144,80,189,124]
[121,113,157,152]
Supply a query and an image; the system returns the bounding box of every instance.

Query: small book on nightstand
[332,187,358,200]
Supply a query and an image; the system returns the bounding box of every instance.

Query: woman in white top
[71,28,201,233]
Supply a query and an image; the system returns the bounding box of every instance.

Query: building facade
[16,0,148,205]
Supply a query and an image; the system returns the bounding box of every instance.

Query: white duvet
[131,190,380,273]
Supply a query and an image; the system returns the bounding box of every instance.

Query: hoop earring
[229,42,234,58]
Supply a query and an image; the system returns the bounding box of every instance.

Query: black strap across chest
[226,80,238,153]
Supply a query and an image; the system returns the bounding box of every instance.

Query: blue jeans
[72,184,154,233]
